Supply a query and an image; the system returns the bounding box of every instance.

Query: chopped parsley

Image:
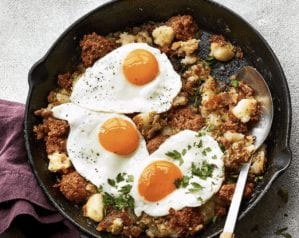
[97,185,103,193]
[119,184,132,194]
[103,192,135,210]
[114,194,135,210]
[175,176,190,188]
[275,227,292,238]
[116,173,125,183]
[191,161,215,179]
[212,155,217,160]
[103,176,134,210]
[191,86,202,108]
[103,192,114,207]
[195,140,203,148]
[107,173,134,189]
[197,197,204,202]
[202,147,212,156]
[107,178,116,187]
[231,79,239,88]
[188,182,203,193]
[126,175,134,183]
[182,148,187,156]
[196,131,206,137]
[204,56,216,66]
[187,144,192,150]
[165,150,184,165]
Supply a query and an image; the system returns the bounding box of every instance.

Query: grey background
[0,0,298,237]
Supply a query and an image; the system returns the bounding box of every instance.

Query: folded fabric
[0,99,80,237]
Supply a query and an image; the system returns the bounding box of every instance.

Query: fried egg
[52,103,149,195]
[70,43,182,113]
[131,130,224,217]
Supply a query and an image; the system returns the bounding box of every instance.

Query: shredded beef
[59,171,90,204]
[57,72,72,90]
[146,135,169,154]
[80,32,116,67]
[167,15,198,41]
[33,117,69,154]
[168,106,205,131]
[97,209,142,237]
[203,92,236,111]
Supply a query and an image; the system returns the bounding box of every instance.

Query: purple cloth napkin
[0,99,80,237]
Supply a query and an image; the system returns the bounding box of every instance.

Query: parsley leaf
[103,192,114,207]
[165,150,183,165]
[196,131,206,137]
[107,178,116,187]
[231,79,239,88]
[275,227,292,238]
[103,192,135,210]
[119,184,132,194]
[191,161,215,179]
[126,175,134,183]
[175,176,190,188]
[204,56,216,66]
[116,173,125,183]
[188,182,203,193]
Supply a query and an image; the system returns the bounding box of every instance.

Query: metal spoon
[220,66,273,238]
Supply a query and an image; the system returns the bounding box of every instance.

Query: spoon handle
[219,232,235,238]
[220,161,251,237]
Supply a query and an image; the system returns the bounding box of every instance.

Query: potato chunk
[83,193,104,222]
[152,26,175,47]
[210,42,234,61]
[48,151,71,172]
[232,98,258,123]
[171,39,199,56]
[250,144,267,175]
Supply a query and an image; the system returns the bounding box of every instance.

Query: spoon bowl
[237,66,274,147]
[220,66,274,238]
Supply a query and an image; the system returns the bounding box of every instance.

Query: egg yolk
[138,160,183,202]
[123,49,159,85]
[99,118,139,155]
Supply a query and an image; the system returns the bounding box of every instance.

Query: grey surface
[0,0,298,237]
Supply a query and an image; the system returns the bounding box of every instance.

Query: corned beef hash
[34,15,267,237]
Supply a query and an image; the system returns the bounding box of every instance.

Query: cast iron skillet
[24,0,292,237]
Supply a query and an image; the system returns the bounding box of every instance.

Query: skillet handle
[219,232,235,238]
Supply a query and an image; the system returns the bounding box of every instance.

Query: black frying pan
[24,0,292,237]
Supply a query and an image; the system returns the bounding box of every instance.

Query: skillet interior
[24,0,292,237]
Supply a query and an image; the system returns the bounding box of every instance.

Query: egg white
[131,130,224,217]
[70,43,182,113]
[52,103,149,195]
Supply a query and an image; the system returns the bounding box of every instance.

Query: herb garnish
[275,227,292,238]
[202,147,212,156]
[191,86,202,108]
[103,192,135,210]
[119,184,132,194]
[175,176,190,188]
[191,161,215,179]
[204,56,216,66]
[231,79,239,88]
[165,150,184,165]
[116,173,125,183]
[188,182,203,193]
[107,178,116,187]
[196,131,206,137]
